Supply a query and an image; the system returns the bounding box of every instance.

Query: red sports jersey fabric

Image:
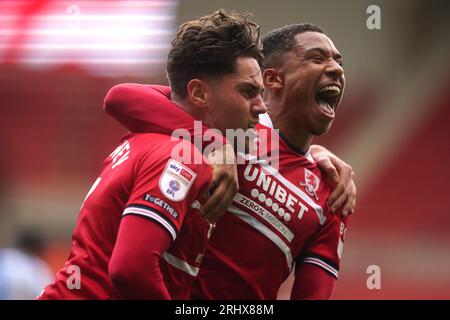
[109,214,172,299]
[104,84,226,149]
[38,133,211,299]
[291,263,336,300]
[103,84,349,300]
[191,137,348,299]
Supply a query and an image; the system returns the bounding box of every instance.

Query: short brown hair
[167,9,263,97]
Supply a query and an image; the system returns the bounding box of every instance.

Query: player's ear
[187,79,208,108]
[263,68,283,90]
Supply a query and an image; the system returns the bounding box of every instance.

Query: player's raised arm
[103,83,207,136]
[103,84,240,223]
[309,144,356,216]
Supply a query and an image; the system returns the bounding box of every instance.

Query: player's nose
[325,59,344,79]
[251,95,267,116]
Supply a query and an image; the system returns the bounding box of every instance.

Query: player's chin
[311,117,334,136]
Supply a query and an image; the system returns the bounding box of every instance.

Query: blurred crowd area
[1,0,450,299]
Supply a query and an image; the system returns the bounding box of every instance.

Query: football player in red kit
[39,10,266,299]
[103,23,354,299]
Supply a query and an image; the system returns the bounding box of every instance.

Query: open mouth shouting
[314,83,342,118]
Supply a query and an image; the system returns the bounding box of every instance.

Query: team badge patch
[159,159,197,202]
[300,168,320,200]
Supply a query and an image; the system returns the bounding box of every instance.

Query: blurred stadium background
[0,0,449,299]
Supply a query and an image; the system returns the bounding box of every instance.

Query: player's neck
[171,93,187,110]
[267,107,313,154]
[172,94,204,123]
[278,126,313,155]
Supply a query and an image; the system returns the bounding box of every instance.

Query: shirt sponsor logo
[243,164,310,221]
[159,159,197,202]
[234,193,294,242]
[144,194,179,219]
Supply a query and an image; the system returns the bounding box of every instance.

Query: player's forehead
[229,56,264,89]
[293,31,341,57]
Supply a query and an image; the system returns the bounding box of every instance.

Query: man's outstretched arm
[104,84,237,223]
[103,84,356,217]
[104,83,204,135]
[310,144,356,216]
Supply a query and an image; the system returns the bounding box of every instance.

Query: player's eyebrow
[305,47,343,60]
[237,81,264,95]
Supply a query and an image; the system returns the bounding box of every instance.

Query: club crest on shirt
[159,159,197,202]
[300,168,320,200]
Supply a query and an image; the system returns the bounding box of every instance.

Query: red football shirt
[103,84,349,299]
[191,126,348,299]
[39,133,211,299]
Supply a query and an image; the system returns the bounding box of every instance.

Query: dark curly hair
[167,9,263,97]
[262,23,325,69]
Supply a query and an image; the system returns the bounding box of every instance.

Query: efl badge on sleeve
[159,159,197,202]
[300,168,320,200]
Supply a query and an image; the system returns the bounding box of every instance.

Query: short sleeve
[123,140,211,242]
[296,214,349,279]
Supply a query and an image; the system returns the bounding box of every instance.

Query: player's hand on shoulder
[310,144,356,217]
[200,143,239,224]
